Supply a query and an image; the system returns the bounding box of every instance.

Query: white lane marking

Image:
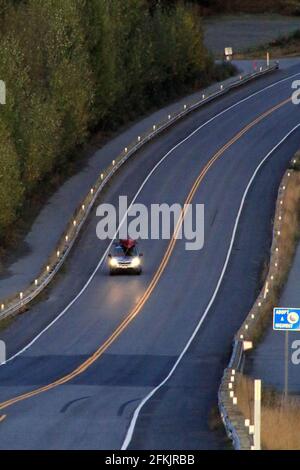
[121,123,300,450]
[3,71,299,366]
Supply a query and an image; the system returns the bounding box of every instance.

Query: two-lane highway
[0,64,300,449]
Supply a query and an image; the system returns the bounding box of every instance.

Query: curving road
[0,64,300,449]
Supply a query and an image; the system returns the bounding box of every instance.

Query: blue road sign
[273,308,300,331]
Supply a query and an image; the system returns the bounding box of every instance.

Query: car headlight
[109,257,118,267]
[131,257,140,268]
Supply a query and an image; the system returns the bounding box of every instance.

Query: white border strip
[121,124,300,450]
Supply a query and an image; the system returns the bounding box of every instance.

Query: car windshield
[112,245,138,257]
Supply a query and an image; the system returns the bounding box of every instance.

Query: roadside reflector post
[263,281,269,299]
[254,379,261,450]
[267,52,270,67]
[243,341,253,351]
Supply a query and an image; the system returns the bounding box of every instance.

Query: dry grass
[245,157,300,345]
[232,155,300,450]
[273,170,300,288]
[235,373,300,449]
[235,372,255,422]
[262,401,300,450]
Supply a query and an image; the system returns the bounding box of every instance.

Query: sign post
[224,47,233,62]
[273,308,300,401]
[285,330,289,400]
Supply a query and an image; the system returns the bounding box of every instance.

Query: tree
[0,119,23,233]
[0,0,220,238]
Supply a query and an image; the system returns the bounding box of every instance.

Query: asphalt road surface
[1,64,300,449]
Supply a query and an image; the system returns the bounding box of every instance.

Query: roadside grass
[230,153,300,449]
[209,405,233,449]
[0,251,70,333]
[235,372,300,449]
[201,1,300,17]
[0,315,14,332]
[247,153,300,345]
[235,29,300,59]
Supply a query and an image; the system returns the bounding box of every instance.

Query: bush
[185,0,300,16]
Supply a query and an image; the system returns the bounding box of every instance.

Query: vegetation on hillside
[167,0,300,16]
[236,28,300,58]
[0,0,234,246]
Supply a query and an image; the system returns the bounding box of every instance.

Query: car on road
[108,239,143,275]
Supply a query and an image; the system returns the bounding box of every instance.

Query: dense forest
[0,0,236,243]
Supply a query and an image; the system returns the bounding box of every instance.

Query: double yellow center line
[0,96,291,414]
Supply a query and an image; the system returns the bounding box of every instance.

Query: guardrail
[218,168,292,450]
[0,64,278,322]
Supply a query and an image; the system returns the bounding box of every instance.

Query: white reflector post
[254,379,261,450]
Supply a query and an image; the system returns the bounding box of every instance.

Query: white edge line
[121,124,300,450]
[2,71,299,367]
